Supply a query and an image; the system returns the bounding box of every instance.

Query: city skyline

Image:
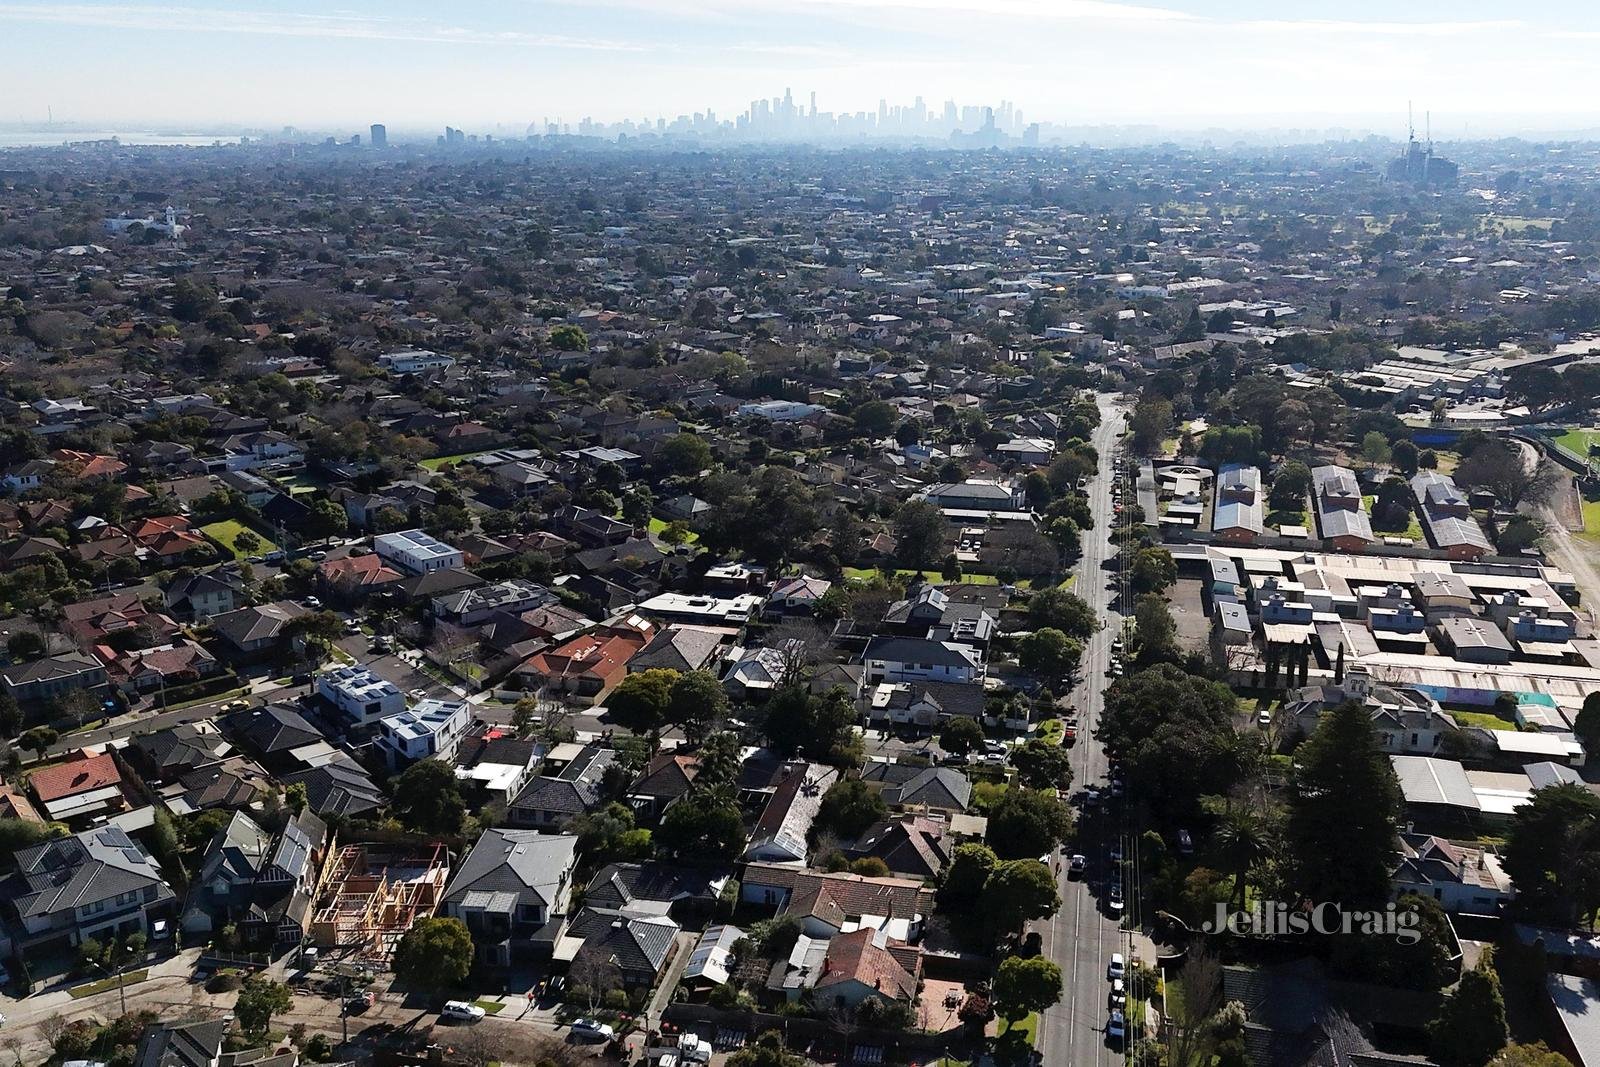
[6,1,1600,136]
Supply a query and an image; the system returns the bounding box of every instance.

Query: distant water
[0,131,245,149]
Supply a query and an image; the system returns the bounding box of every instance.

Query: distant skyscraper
[370,123,387,149]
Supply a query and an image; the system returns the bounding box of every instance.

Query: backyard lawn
[1453,710,1517,731]
[1363,495,1424,541]
[201,519,279,560]
[419,450,493,471]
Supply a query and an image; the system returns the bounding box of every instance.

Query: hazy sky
[4,0,1600,135]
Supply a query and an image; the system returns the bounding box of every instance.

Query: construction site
[308,842,452,965]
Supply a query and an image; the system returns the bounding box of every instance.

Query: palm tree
[1207,800,1271,910]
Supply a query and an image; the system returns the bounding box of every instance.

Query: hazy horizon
[4,0,1600,137]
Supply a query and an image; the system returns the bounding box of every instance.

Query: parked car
[1108,1009,1127,1042]
[220,699,249,712]
[1068,854,1087,879]
[441,1001,486,1023]
[1257,709,1274,729]
[304,595,322,609]
[1109,979,1126,1009]
[570,1019,615,1042]
[1107,953,1125,981]
[1176,829,1194,856]
[346,991,375,1013]
[1108,883,1125,912]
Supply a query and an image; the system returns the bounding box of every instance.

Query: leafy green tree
[762,684,859,764]
[1099,666,1243,818]
[656,789,746,860]
[235,975,293,1037]
[19,725,57,755]
[392,916,474,992]
[305,498,348,539]
[1288,702,1403,908]
[658,433,712,476]
[1504,781,1600,925]
[816,779,887,841]
[1575,691,1600,754]
[667,669,727,742]
[1489,1043,1580,1067]
[1026,586,1098,640]
[1269,461,1312,509]
[940,842,999,906]
[987,788,1073,859]
[985,859,1061,937]
[1018,627,1082,680]
[893,500,947,572]
[607,668,679,740]
[993,955,1064,1021]
[1429,951,1508,1067]
[939,717,985,756]
[5,631,44,661]
[1129,546,1177,594]
[549,324,589,351]
[1361,431,1393,467]
[727,1032,806,1067]
[1012,739,1073,791]
[391,759,467,834]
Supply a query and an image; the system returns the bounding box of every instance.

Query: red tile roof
[30,751,122,802]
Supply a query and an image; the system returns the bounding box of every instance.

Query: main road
[1036,393,1133,1067]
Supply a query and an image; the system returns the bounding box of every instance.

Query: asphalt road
[1036,394,1134,1067]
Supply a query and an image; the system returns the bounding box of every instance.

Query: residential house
[208,601,304,658]
[373,529,464,575]
[29,750,129,823]
[1,650,108,705]
[440,828,579,965]
[517,618,655,705]
[163,570,243,620]
[845,814,953,880]
[860,636,983,685]
[1392,832,1513,914]
[0,826,175,954]
[814,927,921,1009]
[630,751,701,820]
[628,625,726,675]
[317,664,405,726]
[374,699,472,770]
[739,862,933,940]
[508,742,614,829]
[742,763,839,864]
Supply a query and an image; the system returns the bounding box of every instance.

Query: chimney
[1334,643,1345,685]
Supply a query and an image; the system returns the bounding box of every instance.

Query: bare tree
[568,952,623,1014]
[1163,944,1223,1067]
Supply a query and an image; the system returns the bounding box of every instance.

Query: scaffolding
[309,842,451,966]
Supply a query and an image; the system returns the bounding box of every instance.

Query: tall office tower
[369,123,387,148]
[879,98,888,124]
[810,91,817,117]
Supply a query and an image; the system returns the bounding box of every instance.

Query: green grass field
[1554,428,1600,460]
[1579,497,1600,544]
[419,450,493,471]
[647,516,698,544]
[1453,710,1517,731]
[997,1012,1039,1045]
[70,969,150,998]
[474,999,506,1015]
[201,519,279,560]
[842,567,1006,586]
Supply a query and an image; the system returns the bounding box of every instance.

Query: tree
[549,323,589,351]
[1429,952,1508,1067]
[391,759,467,834]
[1099,666,1243,817]
[1129,546,1177,594]
[939,717,985,756]
[305,498,348,540]
[1575,691,1600,754]
[1455,440,1550,509]
[1018,627,1082,680]
[762,684,859,764]
[1026,586,1097,640]
[393,916,474,992]
[1269,461,1311,509]
[1372,475,1415,531]
[1360,431,1393,468]
[1012,738,1073,791]
[657,788,746,860]
[5,631,44,661]
[1133,593,1178,659]
[985,859,1062,937]
[1392,439,1420,475]
[1503,781,1600,925]
[667,670,727,742]
[816,779,887,840]
[1287,701,1403,908]
[939,842,998,906]
[607,668,679,740]
[987,788,1073,859]
[850,400,897,436]
[19,725,57,755]
[235,975,293,1037]
[658,433,712,476]
[727,1033,806,1067]
[1489,1044,1579,1067]
[993,955,1064,1021]
[0,689,21,738]
[893,500,947,572]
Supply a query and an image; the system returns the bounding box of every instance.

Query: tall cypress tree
[1429,951,1509,1067]
[1286,701,1403,908]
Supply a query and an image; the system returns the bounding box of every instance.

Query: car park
[441,1001,486,1023]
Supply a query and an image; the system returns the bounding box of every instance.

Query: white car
[304,595,322,609]
[1107,953,1126,981]
[1108,1009,1127,1042]
[1257,710,1274,729]
[441,1001,486,1023]
[570,1018,616,1042]
[1108,883,1125,912]
[1108,978,1126,1009]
